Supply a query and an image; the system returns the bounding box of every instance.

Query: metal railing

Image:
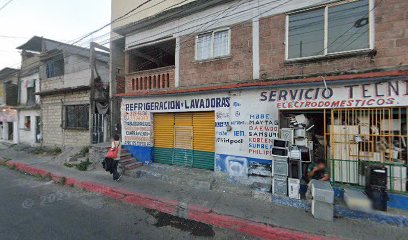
[330,158,408,194]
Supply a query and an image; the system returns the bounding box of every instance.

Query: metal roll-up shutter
[192,112,215,170]
[153,113,174,165]
[173,113,193,167]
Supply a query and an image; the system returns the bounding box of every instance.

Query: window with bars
[287,0,371,60]
[65,105,89,129]
[195,29,230,61]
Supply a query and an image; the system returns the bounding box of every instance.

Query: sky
[0,0,111,70]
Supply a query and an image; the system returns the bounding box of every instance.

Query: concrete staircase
[119,149,142,171]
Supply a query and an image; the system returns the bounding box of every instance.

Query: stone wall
[41,90,90,147]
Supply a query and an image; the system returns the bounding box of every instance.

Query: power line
[0,0,15,13]
[11,0,296,76]
[0,35,27,39]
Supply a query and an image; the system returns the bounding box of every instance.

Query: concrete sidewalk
[0,144,407,240]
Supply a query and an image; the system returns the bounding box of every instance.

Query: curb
[1,160,335,240]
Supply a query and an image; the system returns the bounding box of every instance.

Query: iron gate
[92,114,105,144]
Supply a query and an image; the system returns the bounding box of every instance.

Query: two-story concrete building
[111,0,408,205]
[17,36,110,147]
[12,50,41,145]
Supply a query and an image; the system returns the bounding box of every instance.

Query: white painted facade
[17,109,40,145]
[111,0,196,30]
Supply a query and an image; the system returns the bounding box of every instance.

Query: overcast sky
[0,0,111,70]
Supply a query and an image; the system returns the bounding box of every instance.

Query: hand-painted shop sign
[259,80,408,109]
[125,97,230,111]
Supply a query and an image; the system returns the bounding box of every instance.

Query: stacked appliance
[365,165,388,211]
[272,139,289,196]
[310,180,334,221]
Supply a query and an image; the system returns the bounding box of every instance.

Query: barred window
[65,105,89,129]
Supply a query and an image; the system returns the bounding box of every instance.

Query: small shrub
[80,146,89,157]
[64,163,74,168]
[75,160,92,171]
[51,147,62,155]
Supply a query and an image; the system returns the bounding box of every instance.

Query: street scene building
[17,36,110,147]
[112,0,408,209]
[1,0,408,239]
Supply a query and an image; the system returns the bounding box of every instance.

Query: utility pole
[89,42,110,144]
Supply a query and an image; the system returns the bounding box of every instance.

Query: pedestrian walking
[102,134,122,181]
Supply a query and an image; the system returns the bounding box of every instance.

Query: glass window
[24,116,31,130]
[214,30,230,58]
[328,0,369,53]
[288,8,325,59]
[197,33,212,60]
[46,58,64,78]
[65,105,89,129]
[287,0,370,59]
[196,29,230,61]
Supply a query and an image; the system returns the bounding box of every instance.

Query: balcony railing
[125,66,175,93]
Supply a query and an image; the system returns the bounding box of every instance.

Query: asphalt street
[0,167,256,240]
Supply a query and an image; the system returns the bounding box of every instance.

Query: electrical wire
[0,0,15,13]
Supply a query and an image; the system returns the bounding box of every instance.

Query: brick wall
[116,76,125,94]
[41,90,90,147]
[179,22,253,87]
[259,0,408,79]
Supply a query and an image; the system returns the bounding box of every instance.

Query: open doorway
[7,122,13,141]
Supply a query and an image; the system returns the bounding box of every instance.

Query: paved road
[0,167,256,240]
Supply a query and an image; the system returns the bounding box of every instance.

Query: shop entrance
[153,111,215,170]
[280,108,408,193]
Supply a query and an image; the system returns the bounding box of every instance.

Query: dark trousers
[112,160,120,180]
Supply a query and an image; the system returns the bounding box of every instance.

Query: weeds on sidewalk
[75,159,91,171]
[64,163,74,168]
[32,146,62,156]
[64,158,91,171]
[60,177,67,185]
